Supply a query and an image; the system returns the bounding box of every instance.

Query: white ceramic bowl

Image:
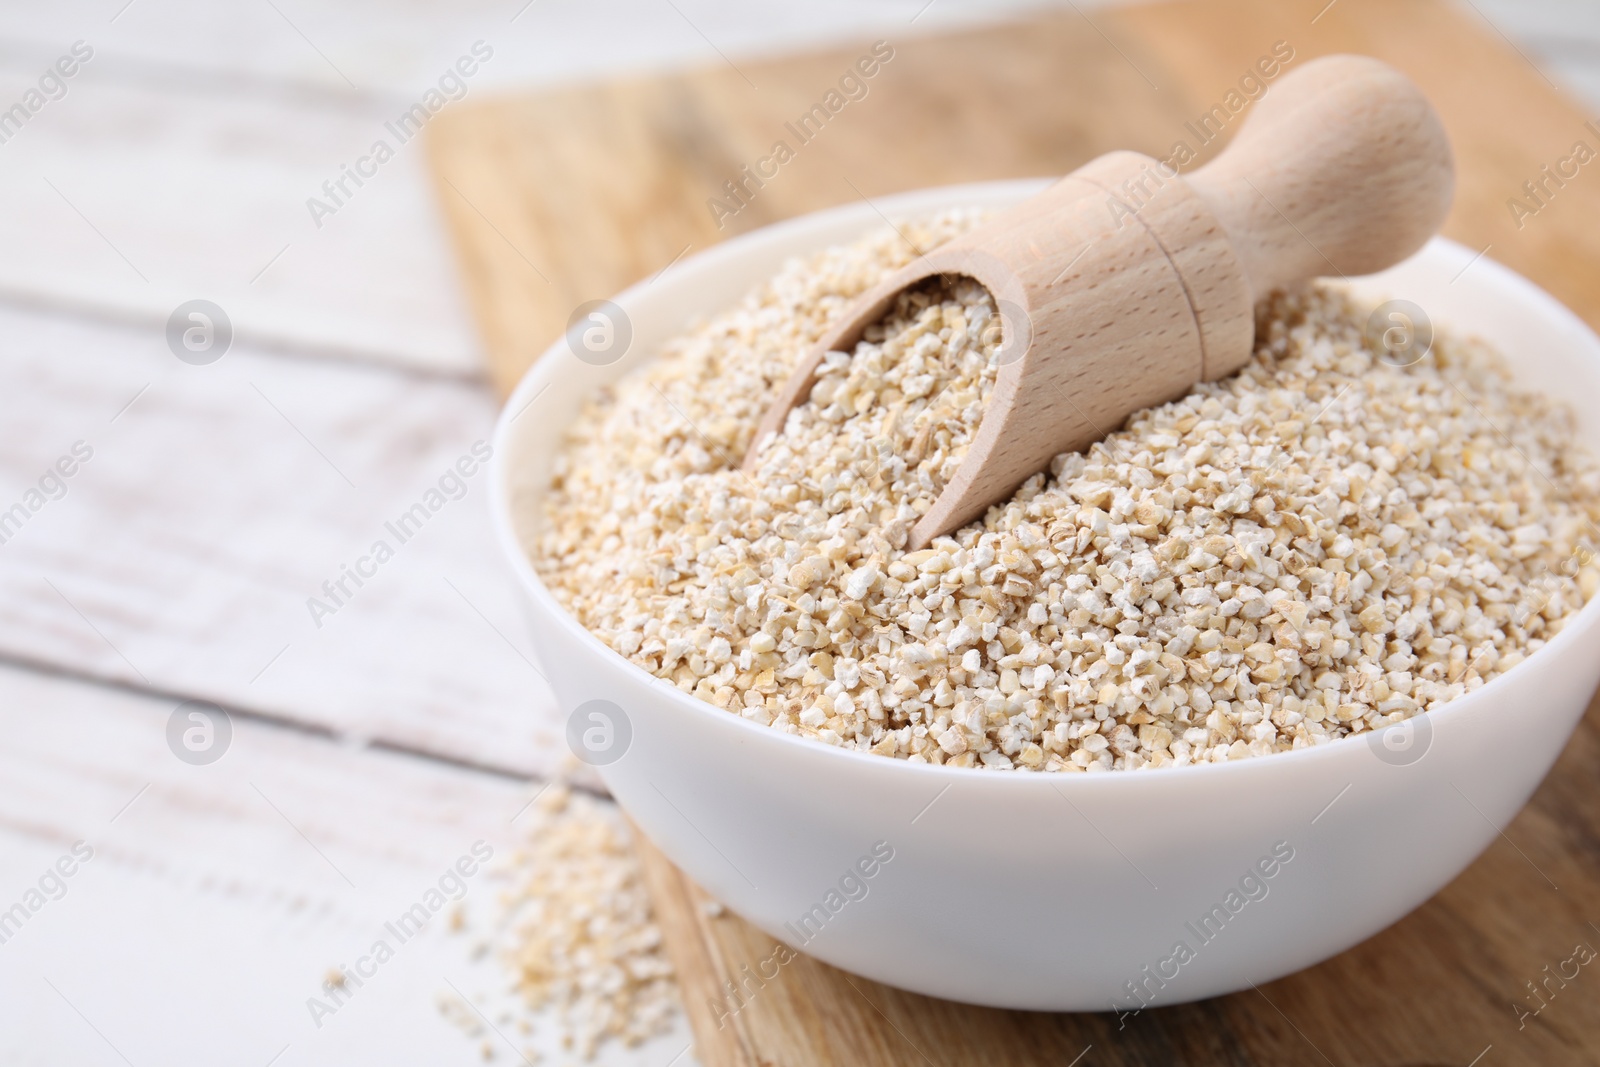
[490,180,1600,1011]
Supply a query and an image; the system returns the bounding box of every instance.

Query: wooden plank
[0,50,481,376]
[0,1,1093,98]
[0,663,696,1066]
[426,1,1600,1063]
[0,303,564,778]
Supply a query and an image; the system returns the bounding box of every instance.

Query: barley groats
[442,785,679,1060]
[530,212,1600,771]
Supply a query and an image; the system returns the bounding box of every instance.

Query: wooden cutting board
[427,1,1600,1062]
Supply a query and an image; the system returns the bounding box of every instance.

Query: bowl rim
[490,178,1600,793]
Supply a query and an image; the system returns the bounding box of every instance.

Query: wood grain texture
[0,51,482,375]
[1178,53,1455,297]
[0,303,564,778]
[427,1,1600,1063]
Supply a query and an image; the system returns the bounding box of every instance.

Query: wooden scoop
[745,54,1454,550]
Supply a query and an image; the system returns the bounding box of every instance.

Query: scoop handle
[1185,54,1454,303]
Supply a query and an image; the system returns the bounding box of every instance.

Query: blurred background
[1,1,1597,1064]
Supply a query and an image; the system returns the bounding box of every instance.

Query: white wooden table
[1,2,1593,1064]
